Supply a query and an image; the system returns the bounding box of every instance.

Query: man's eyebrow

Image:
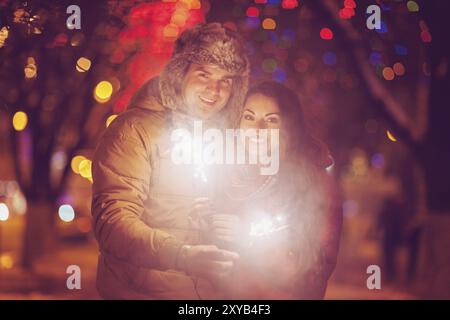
[195,66,211,74]
[243,109,255,115]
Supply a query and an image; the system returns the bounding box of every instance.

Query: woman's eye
[244,114,254,121]
[198,73,208,79]
[266,117,279,124]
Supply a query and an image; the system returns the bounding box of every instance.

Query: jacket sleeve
[91,116,183,270]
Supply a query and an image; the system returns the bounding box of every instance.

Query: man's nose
[205,80,220,95]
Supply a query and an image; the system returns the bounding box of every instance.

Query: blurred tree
[0,0,204,271]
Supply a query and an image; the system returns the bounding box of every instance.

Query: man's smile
[199,95,218,106]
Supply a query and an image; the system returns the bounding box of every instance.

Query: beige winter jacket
[91,79,224,299]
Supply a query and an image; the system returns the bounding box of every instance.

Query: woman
[205,81,342,299]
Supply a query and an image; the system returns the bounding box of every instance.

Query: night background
[0,0,449,299]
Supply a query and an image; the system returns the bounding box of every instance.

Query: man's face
[182,63,234,119]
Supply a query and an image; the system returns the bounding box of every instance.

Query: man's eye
[244,114,254,121]
[198,73,208,79]
[221,79,232,87]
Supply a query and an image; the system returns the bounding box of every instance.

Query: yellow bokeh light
[12,111,28,131]
[94,80,113,103]
[0,254,14,269]
[71,155,86,174]
[106,114,118,128]
[180,0,201,10]
[79,159,92,179]
[387,130,397,142]
[76,57,91,72]
[262,18,276,30]
[163,24,179,39]
[171,10,189,26]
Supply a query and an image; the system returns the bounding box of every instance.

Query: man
[91,23,249,299]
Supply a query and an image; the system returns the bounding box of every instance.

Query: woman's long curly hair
[241,82,335,298]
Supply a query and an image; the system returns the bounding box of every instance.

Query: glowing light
[106,114,118,128]
[79,159,92,179]
[0,26,9,48]
[94,80,113,103]
[0,203,9,221]
[420,30,432,43]
[246,7,259,17]
[71,155,86,174]
[407,1,419,12]
[339,7,355,19]
[393,62,405,76]
[179,0,201,9]
[249,214,288,237]
[163,24,179,39]
[12,111,28,131]
[58,204,75,222]
[386,130,397,142]
[24,57,37,79]
[320,27,333,40]
[281,0,298,9]
[76,57,91,72]
[0,254,14,269]
[382,67,395,81]
[171,10,189,26]
[262,18,276,30]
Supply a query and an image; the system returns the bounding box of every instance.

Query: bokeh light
[58,204,75,222]
[281,0,298,10]
[262,18,276,30]
[76,57,92,72]
[246,7,259,17]
[12,111,28,131]
[382,67,395,81]
[393,62,405,76]
[71,155,86,174]
[106,114,118,128]
[0,203,10,221]
[94,80,113,103]
[386,130,397,142]
[320,27,333,40]
[407,1,419,12]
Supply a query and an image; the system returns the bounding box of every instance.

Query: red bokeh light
[320,27,334,40]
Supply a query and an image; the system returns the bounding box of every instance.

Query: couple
[91,23,342,300]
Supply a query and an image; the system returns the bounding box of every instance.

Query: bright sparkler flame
[249,214,288,237]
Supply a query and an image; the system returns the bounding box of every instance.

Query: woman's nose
[256,119,268,130]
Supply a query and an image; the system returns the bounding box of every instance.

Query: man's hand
[176,245,239,281]
[207,214,242,250]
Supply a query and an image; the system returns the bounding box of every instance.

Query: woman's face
[240,93,288,161]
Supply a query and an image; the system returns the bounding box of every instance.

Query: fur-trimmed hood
[129,23,250,127]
